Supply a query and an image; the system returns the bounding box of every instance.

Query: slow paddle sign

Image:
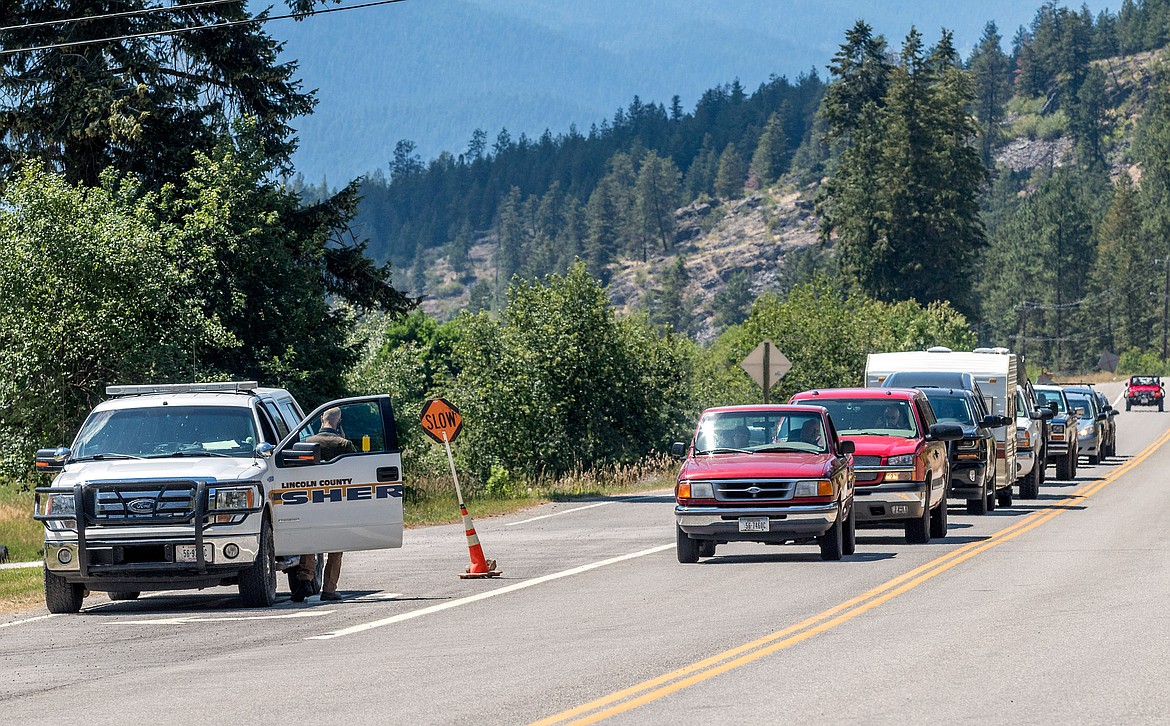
[420,397,463,443]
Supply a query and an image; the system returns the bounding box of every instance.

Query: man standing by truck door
[291,407,357,602]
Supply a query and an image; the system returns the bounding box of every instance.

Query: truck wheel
[1159,400,1164,412]
[108,591,140,601]
[966,494,989,515]
[819,504,845,560]
[44,568,84,614]
[1020,463,1040,499]
[1056,454,1072,480]
[930,495,949,538]
[676,525,699,564]
[996,484,1013,507]
[1070,452,1079,478]
[1126,400,1131,411]
[905,491,931,544]
[239,516,277,607]
[986,479,997,512]
[697,540,716,558]
[842,504,857,556]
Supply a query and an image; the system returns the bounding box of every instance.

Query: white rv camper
[865,347,1019,490]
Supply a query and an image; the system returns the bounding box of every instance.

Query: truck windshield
[695,411,827,454]
[1035,390,1066,413]
[1066,394,1093,418]
[810,399,919,438]
[73,406,259,459]
[922,393,974,426]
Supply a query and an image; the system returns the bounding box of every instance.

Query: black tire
[842,503,856,556]
[1020,461,1041,499]
[967,494,989,515]
[930,493,949,539]
[1126,400,1131,411]
[1037,449,1047,486]
[1056,453,1072,480]
[819,504,845,561]
[986,477,997,511]
[996,483,1013,507]
[676,525,699,564]
[697,540,716,558]
[108,591,140,601]
[1160,400,1164,412]
[239,515,277,607]
[44,568,84,614]
[905,488,931,544]
[1070,451,1079,478]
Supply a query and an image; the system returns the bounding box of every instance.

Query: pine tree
[750,109,791,185]
[635,152,682,260]
[967,22,1012,166]
[714,143,747,199]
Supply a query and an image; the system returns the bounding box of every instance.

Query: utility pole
[1163,255,1169,360]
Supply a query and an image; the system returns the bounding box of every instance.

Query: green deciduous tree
[444,263,695,478]
[0,164,225,474]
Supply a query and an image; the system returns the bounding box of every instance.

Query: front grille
[91,482,198,523]
[715,480,794,501]
[853,456,882,468]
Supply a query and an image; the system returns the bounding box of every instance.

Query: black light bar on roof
[105,381,259,397]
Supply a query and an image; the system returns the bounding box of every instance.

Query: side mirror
[1048,402,1059,414]
[981,415,1011,429]
[927,423,964,442]
[1096,412,1108,422]
[34,447,70,474]
[277,441,321,467]
[1037,407,1055,420]
[254,442,275,457]
[670,442,687,460]
[838,440,856,455]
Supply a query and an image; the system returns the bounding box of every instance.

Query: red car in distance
[1125,375,1164,411]
[671,404,856,562]
[789,388,962,544]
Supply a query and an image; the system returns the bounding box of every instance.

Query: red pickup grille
[853,456,881,468]
[715,480,794,501]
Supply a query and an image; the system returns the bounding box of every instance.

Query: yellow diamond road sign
[741,340,791,389]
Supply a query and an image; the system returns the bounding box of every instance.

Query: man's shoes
[319,591,342,601]
[290,581,313,603]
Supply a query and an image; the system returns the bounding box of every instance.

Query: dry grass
[0,568,43,613]
[0,486,42,562]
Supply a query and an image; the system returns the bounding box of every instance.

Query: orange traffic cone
[458,502,502,579]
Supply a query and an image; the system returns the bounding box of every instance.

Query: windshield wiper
[754,445,818,453]
[70,453,143,462]
[144,450,233,459]
[850,431,895,437]
[695,447,754,455]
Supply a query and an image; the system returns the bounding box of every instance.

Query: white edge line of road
[109,609,338,625]
[305,543,673,640]
[0,560,43,570]
[0,613,57,629]
[504,490,673,527]
[505,501,614,526]
[1114,392,1125,408]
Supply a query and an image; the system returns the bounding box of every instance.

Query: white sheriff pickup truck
[33,381,404,613]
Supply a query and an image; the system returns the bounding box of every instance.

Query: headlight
[45,493,76,517]
[1016,429,1031,446]
[956,439,980,450]
[887,454,915,467]
[690,482,714,499]
[1052,423,1065,435]
[1079,425,1094,437]
[212,487,256,510]
[794,480,834,497]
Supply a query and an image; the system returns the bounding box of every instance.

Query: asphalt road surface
[3,383,1167,725]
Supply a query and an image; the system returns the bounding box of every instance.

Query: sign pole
[442,431,466,511]
[763,341,771,404]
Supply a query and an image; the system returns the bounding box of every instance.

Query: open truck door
[269,395,404,556]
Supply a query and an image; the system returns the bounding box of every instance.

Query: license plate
[175,544,214,563]
[738,517,769,532]
[891,505,910,515]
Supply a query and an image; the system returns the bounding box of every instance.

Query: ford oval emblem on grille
[747,486,762,495]
[127,498,155,514]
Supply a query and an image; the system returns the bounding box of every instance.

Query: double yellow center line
[532,426,1170,726]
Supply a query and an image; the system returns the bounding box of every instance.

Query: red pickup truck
[1125,375,1164,411]
[789,388,962,544]
[672,405,856,562]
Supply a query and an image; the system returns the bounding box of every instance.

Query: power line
[0,0,243,34]
[0,0,409,57]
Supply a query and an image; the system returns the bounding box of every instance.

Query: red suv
[1125,375,1164,411]
[672,405,856,562]
[789,388,961,544]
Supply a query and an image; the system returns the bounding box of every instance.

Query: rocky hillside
[417,46,1165,337]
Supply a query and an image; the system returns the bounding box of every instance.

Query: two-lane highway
[2,384,1168,725]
